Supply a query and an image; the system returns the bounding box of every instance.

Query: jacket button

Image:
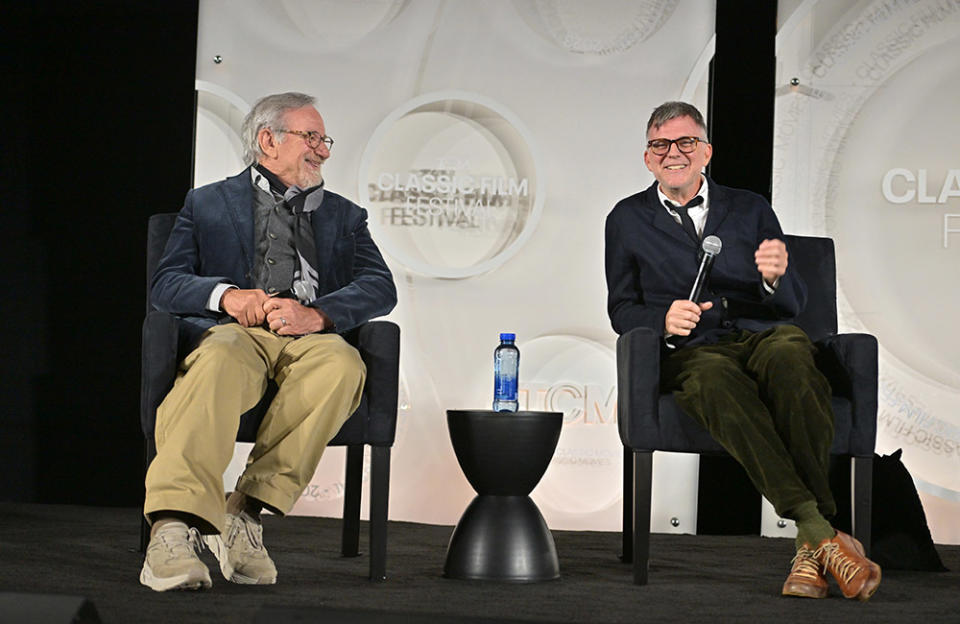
[267,258,276,265]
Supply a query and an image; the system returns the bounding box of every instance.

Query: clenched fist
[220,289,270,327]
[755,239,788,286]
[262,296,329,336]
[665,299,714,337]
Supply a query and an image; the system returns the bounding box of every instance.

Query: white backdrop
[197,0,713,536]
[774,0,960,544]
[195,0,958,543]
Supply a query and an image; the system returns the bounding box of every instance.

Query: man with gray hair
[140,92,396,591]
[605,101,881,600]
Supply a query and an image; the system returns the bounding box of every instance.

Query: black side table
[443,410,563,582]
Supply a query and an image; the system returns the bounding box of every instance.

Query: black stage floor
[0,503,956,623]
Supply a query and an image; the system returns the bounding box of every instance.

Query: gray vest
[251,186,299,295]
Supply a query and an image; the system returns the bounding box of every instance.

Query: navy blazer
[604,177,806,347]
[151,167,397,348]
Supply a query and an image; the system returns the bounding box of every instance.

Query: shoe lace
[155,525,205,559]
[790,547,822,580]
[224,513,266,557]
[815,542,862,584]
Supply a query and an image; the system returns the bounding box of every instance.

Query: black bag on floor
[870,449,948,571]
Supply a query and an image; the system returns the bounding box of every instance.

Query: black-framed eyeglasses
[276,128,334,150]
[646,136,707,156]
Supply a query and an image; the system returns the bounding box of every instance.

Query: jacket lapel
[642,182,697,249]
[219,168,255,274]
[311,193,337,280]
[702,176,730,238]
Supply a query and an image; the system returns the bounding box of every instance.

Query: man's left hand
[755,238,788,286]
[263,297,328,336]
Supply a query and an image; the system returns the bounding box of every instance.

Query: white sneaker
[204,511,277,585]
[140,521,212,591]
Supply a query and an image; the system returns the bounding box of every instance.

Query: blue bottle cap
[499,333,516,340]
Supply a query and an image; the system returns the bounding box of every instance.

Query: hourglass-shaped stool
[443,410,563,582]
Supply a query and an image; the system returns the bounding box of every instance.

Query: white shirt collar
[657,174,709,211]
[251,167,272,195]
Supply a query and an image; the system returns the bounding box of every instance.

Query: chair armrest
[356,320,400,444]
[140,310,180,438]
[616,327,662,448]
[816,333,878,456]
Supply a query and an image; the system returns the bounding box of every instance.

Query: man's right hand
[665,299,714,336]
[220,288,270,327]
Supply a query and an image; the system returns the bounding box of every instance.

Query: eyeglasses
[646,136,707,156]
[276,128,334,150]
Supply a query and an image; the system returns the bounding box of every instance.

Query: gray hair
[646,101,709,139]
[241,92,317,165]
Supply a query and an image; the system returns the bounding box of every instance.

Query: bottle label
[495,376,517,400]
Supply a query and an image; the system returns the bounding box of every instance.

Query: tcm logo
[519,383,617,425]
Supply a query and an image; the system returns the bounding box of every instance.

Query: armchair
[140,212,400,581]
[616,235,877,585]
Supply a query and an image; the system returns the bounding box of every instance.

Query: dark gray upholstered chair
[140,212,400,581]
[617,235,877,585]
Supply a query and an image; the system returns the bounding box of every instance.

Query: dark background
[2,1,199,506]
[1,1,774,530]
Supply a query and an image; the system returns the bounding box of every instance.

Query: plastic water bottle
[492,333,519,412]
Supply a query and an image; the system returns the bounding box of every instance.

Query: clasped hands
[220,288,327,336]
[665,238,787,336]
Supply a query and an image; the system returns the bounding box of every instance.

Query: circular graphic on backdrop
[193,81,248,188]
[279,0,406,48]
[772,1,960,520]
[829,37,960,390]
[518,335,621,516]
[236,0,407,52]
[515,0,678,55]
[359,92,544,278]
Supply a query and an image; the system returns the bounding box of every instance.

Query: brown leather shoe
[813,531,882,601]
[782,546,828,598]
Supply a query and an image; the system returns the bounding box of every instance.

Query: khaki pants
[144,324,365,534]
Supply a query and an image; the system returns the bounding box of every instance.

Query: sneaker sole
[204,535,277,585]
[140,562,212,592]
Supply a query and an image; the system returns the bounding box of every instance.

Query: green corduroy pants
[661,324,836,520]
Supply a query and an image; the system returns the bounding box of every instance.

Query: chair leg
[368,445,390,582]
[341,445,364,558]
[851,455,873,557]
[621,445,633,563]
[633,450,653,586]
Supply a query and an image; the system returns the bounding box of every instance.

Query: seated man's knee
[187,325,259,365]
[756,325,819,378]
[767,324,813,349]
[306,337,366,388]
[333,340,365,376]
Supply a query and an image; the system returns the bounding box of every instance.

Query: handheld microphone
[689,235,722,302]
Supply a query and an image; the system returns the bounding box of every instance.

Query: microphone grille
[702,235,722,255]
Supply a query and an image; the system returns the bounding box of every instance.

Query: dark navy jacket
[604,177,806,348]
[151,167,397,349]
